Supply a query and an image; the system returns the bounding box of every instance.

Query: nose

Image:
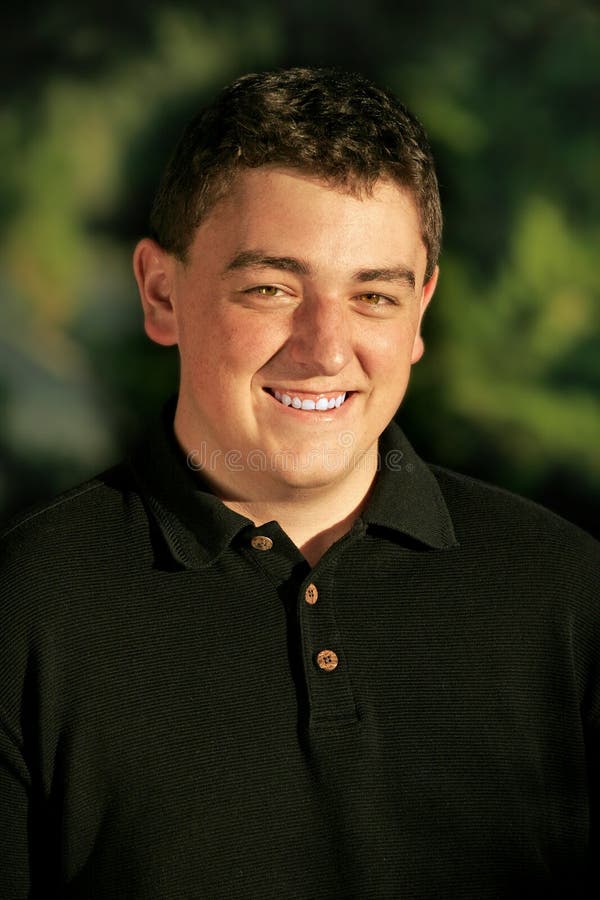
[287,293,354,375]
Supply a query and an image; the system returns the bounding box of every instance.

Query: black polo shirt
[1,401,599,899]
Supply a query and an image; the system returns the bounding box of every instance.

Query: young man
[1,68,598,899]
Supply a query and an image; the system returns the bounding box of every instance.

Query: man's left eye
[357,292,394,306]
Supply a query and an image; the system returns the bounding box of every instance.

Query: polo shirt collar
[363,422,458,550]
[129,398,457,569]
[129,398,252,568]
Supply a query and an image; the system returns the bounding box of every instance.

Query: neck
[173,412,379,566]
[224,481,373,567]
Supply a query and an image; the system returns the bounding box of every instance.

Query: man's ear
[411,265,439,364]
[133,238,179,346]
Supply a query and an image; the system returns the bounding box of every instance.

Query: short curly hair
[150,67,442,279]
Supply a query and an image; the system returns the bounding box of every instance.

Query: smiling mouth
[265,389,350,411]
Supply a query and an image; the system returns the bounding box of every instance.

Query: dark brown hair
[150,67,442,278]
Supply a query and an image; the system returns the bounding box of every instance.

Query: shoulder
[0,462,153,606]
[2,461,141,544]
[430,462,600,577]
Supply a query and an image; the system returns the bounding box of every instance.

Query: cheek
[361,321,419,378]
[218,309,290,371]
[178,306,284,385]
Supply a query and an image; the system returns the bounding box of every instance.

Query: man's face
[140,166,437,497]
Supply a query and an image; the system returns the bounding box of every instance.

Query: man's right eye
[250,285,281,296]
[237,284,296,304]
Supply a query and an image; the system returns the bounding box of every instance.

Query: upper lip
[264,387,353,395]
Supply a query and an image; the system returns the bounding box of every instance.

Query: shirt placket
[241,523,360,732]
[298,563,359,730]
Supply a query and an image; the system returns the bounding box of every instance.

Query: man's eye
[358,292,394,306]
[248,285,281,296]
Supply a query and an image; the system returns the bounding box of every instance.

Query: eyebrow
[352,266,416,290]
[224,249,416,290]
[224,250,310,276]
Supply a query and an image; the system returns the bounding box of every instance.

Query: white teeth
[271,390,348,410]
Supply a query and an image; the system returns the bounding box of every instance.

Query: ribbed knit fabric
[1,402,599,899]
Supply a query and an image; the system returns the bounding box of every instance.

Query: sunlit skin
[134,167,438,563]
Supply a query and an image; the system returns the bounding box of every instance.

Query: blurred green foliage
[1,0,598,535]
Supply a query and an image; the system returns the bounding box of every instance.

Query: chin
[270,471,344,493]
[268,453,361,492]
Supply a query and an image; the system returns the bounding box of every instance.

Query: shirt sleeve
[584,714,600,895]
[0,716,31,898]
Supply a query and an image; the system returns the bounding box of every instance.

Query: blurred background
[1,0,598,536]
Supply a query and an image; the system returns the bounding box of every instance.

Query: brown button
[316,649,339,672]
[250,535,273,551]
[304,583,319,605]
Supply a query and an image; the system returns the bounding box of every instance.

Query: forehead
[222,164,418,214]
[194,166,425,261]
